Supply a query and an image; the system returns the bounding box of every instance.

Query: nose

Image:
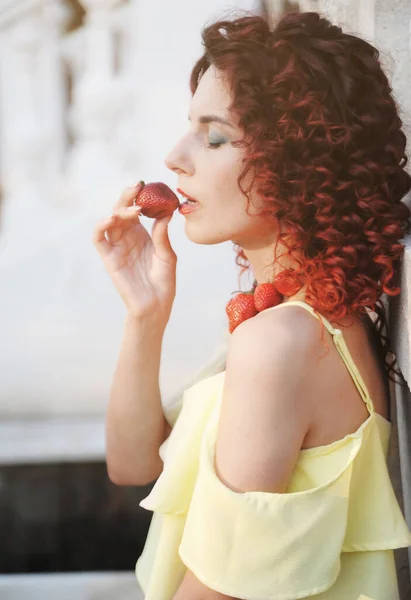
[164,136,194,176]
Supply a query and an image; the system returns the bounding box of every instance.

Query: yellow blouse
[136,300,411,600]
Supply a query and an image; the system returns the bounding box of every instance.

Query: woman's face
[165,66,276,250]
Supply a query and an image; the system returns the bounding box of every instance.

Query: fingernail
[134,180,145,187]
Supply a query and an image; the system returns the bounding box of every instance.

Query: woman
[93,11,411,600]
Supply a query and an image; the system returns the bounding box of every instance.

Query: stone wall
[309,0,411,585]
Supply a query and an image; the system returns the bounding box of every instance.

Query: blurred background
[0,0,410,598]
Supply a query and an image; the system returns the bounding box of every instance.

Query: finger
[93,214,116,242]
[114,181,145,210]
[92,215,116,255]
[92,208,139,250]
[111,205,143,221]
[107,207,143,242]
[103,214,127,244]
[151,213,177,263]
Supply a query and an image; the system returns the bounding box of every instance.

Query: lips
[177,188,199,204]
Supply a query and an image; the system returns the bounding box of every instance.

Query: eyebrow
[188,114,237,130]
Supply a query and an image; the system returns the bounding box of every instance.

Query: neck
[242,241,299,286]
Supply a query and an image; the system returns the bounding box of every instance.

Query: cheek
[209,147,243,184]
[210,168,246,212]
[200,148,253,221]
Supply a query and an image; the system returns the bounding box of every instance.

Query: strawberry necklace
[225,270,303,334]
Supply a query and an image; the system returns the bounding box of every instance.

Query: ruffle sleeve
[140,372,411,600]
[161,333,229,430]
[177,405,362,600]
[140,372,226,515]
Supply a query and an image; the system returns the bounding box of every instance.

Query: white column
[318,0,376,41]
[37,0,71,180]
[62,0,127,214]
[298,1,319,12]
[265,0,288,22]
[0,8,51,252]
[1,15,46,197]
[0,0,71,242]
[110,0,141,178]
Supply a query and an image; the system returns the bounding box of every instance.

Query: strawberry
[135,182,180,219]
[226,292,258,334]
[254,283,283,312]
[273,270,303,297]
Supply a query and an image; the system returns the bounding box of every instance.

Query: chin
[184,221,230,246]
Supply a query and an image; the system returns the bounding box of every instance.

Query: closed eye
[206,133,227,149]
[207,140,225,149]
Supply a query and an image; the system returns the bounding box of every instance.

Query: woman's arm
[106,314,170,486]
[173,570,237,600]
[173,308,319,599]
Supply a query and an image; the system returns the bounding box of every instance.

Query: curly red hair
[190,11,411,326]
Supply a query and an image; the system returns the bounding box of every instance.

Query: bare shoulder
[217,304,324,494]
[227,303,324,381]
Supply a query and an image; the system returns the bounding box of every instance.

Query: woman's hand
[93,182,177,326]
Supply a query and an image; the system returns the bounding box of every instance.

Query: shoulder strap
[260,301,374,415]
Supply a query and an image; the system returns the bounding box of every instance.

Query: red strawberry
[254,283,283,312]
[135,182,180,219]
[273,270,303,297]
[226,292,258,334]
